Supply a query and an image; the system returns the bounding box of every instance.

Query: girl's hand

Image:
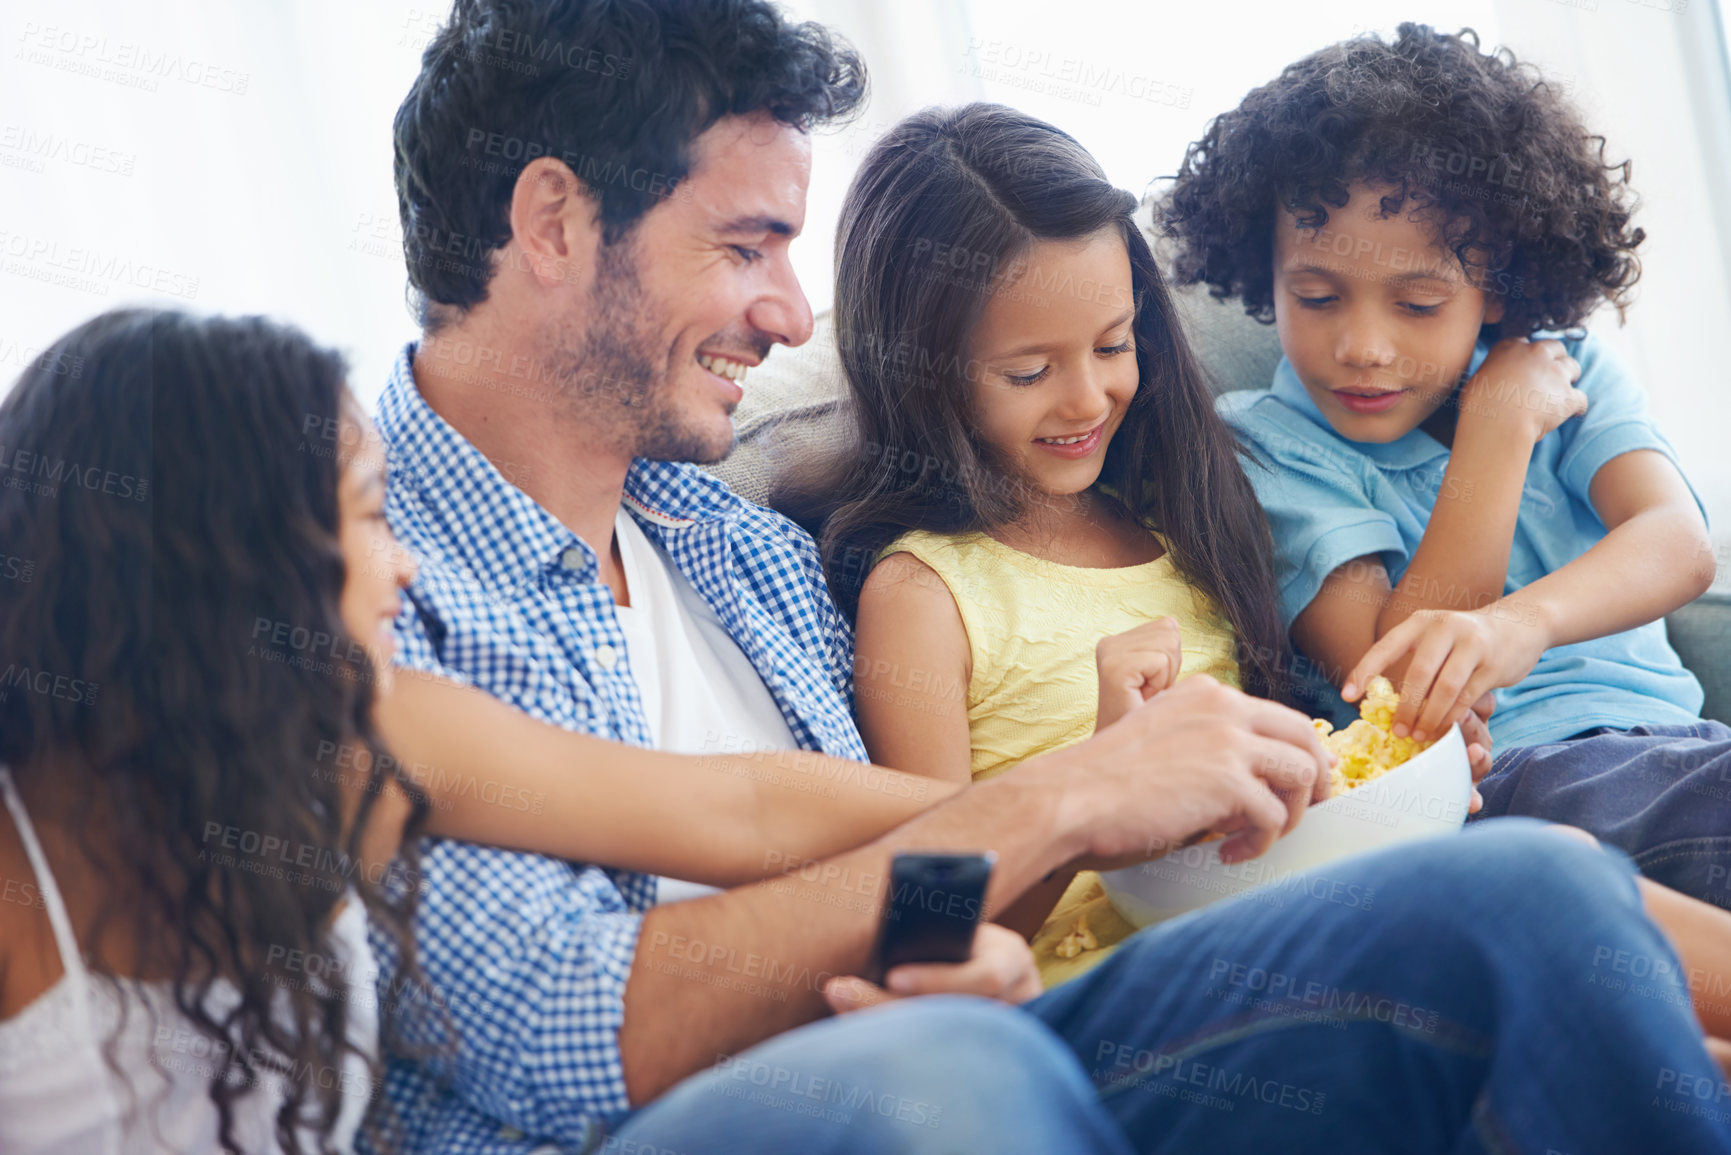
[1343,604,1548,743]
[1459,337,1585,445]
[1095,617,1182,732]
[820,923,1042,1014]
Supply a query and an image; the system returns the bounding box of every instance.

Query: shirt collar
[1267,342,1492,470]
[377,343,744,584]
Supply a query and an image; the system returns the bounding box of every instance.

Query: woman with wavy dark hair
[0,309,430,1154]
[0,309,975,1154]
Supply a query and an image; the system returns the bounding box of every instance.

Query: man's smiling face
[557,111,815,465]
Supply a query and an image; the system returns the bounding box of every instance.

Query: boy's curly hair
[1158,23,1643,339]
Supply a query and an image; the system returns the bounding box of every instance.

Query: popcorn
[1356,674,1407,733]
[1054,914,1098,960]
[1314,676,1434,795]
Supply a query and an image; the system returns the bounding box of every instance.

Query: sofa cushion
[1169,283,1286,395]
[708,312,851,509]
[1666,594,1731,725]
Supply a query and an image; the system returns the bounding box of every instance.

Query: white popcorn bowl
[1099,722,1471,929]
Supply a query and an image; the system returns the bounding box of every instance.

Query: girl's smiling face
[967,228,1139,496]
[1273,182,1503,443]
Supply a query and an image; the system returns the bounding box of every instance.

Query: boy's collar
[1269,343,1492,469]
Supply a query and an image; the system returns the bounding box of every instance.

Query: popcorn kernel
[1319,676,1433,794]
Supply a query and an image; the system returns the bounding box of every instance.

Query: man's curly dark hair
[394,0,866,326]
[1158,23,1643,340]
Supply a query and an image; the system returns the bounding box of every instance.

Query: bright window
[2,0,1727,563]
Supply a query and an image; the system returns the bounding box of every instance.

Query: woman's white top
[0,767,378,1154]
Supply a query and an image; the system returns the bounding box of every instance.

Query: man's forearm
[743,748,965,882]
[619,675,1324,1106]
[619,769,1081,1104]
[380,673,960,886]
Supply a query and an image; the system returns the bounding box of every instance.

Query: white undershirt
[612,510,799,903]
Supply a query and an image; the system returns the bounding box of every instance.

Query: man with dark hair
[367,3,1731,1153]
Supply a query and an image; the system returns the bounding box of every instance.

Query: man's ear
[507,157,599,290]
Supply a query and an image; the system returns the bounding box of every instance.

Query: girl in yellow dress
[803,103,1291,986]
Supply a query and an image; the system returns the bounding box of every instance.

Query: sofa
[706,283,1731,727]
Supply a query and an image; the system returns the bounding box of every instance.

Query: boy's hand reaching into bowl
[1343,603,1546,748]
[1095,616,1182,732]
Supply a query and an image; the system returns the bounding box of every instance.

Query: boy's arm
[1375,409,1530,631]
[1344,448,1712,740]
[1374,338,1583,634]
[1291,558,1496,794]
[1291,556,1394,687]
[1510,448,1713,645]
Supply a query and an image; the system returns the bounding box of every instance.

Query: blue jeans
[598,821,1730,1153]
[1475,721,1731,910]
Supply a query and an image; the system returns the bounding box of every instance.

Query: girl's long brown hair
[0,309,435,1153]
[790,103,1291,700]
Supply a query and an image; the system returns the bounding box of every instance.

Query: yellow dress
[880,528,1242,987]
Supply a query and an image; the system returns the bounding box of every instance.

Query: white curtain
[3,0,1727,571]
[2,0,428,400]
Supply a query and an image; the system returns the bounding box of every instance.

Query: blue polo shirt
[1218,333,1706,747]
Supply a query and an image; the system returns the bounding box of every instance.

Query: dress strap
[0,767,129,1155]
[0,768,92,988]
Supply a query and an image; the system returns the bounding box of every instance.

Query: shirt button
[595,644,619,670]
[560,547,583,570]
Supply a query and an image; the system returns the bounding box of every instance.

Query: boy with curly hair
[1161,24,1731,914]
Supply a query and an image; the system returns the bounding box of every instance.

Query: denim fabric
[601,821,1731,1153]
[1475,721,1731,911]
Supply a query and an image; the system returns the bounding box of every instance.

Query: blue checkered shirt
[364,345,868,1154]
